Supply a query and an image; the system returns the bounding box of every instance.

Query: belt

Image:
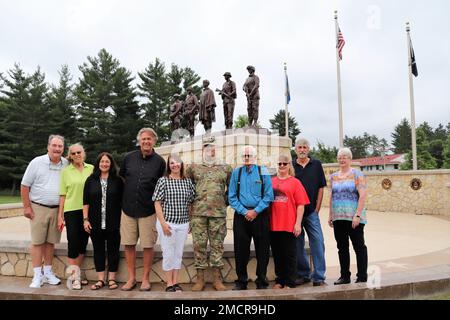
[31,201,59,209]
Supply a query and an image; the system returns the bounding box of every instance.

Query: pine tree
[75,49,139,162]
[401,128,437,169]
[418,122,434,141]
[47,65,77,143]
[138,60,202,143]
[138,58,171,143]
[0,64,50,192]
[109,66,141,163]
[269,110,301,146]
[391,118,412,154]
[433,123,447,141]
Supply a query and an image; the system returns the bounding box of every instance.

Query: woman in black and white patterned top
[153,154,195,292]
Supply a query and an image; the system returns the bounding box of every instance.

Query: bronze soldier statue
[184,86,199,137]
[216,72,236,130]
[169,93,183,132]
[199,80,216,134]
[242,65,260,127]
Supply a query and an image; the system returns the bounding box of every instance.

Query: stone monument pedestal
[157,127,292,171]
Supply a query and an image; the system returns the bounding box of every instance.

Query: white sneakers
[43,270,61,285]
[29,273,44,288]
[29,269,61,288]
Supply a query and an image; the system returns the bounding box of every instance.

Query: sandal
[165,286,176,292]
[173,283,183,292]
[90,280,105,290]
[108,279,119,290]
[81,279,89,286]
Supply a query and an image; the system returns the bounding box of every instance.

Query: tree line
[0,49,203,192]
[308,119,450,169]
[1,48,448,192]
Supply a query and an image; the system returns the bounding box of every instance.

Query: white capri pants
[156,220,189,271]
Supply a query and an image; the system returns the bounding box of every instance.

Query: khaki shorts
[120,212,157,248]
[30,203,62,245]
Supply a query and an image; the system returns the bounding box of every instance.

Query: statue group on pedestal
[169,66,260,138]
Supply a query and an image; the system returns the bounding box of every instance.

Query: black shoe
[355,278,367,283]
[256,283,268,290]
[232,283,247,291]
[313,281,325,287]
[334,277,351,285]
[295,278,311,286]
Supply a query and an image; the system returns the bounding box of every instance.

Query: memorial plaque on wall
[381,178,392,190]
[410,178,422,191]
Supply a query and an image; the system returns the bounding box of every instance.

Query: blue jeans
[296,211,326,282]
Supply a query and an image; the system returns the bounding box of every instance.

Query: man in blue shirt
[228,145,274,290]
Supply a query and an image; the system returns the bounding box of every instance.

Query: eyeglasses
[278,162,289,167]
[71,151,82,156]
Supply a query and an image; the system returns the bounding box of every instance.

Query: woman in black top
[83,152,123,290]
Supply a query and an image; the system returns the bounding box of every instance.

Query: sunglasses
[71,151,82,156]
[242,154,253,158]
[278,162,289,167]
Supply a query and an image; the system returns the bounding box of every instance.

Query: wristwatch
[83,217,89,222]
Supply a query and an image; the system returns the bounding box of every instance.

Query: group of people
[170,65,259,138]
[21,128,368,292]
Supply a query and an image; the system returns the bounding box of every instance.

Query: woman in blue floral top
[328,147,368,285]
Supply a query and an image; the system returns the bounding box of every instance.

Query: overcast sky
[1,0,449,148]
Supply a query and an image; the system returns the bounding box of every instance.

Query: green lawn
[0,196,21,204]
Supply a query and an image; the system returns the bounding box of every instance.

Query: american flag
[337,27,346,60]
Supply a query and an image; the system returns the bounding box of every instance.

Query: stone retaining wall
[0,204,22,219]
[0,248,276,284]
[322,167,450,216]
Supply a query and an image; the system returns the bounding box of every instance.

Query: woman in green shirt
[58,143,93,290]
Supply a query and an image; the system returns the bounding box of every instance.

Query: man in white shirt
[21,135,68,288]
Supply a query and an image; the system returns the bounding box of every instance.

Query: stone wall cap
[0,203,23,210]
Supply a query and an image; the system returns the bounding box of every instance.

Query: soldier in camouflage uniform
[185,136,233,291]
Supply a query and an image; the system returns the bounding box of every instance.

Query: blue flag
[285,72,291,105]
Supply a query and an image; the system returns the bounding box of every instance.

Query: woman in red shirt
[270,155,310,289]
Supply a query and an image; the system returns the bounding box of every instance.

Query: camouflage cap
[186,86,193,91]
[223,72,232,77]
[173,93,180,97]
[202,135,216,147]
[247,65,255,71]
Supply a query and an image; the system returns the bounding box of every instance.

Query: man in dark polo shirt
[119,128,166,291]
[292,138,327,286]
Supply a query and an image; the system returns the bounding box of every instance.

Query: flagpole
[334,11,344,148]
[284,62,289,137]
[406,22,418,170]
